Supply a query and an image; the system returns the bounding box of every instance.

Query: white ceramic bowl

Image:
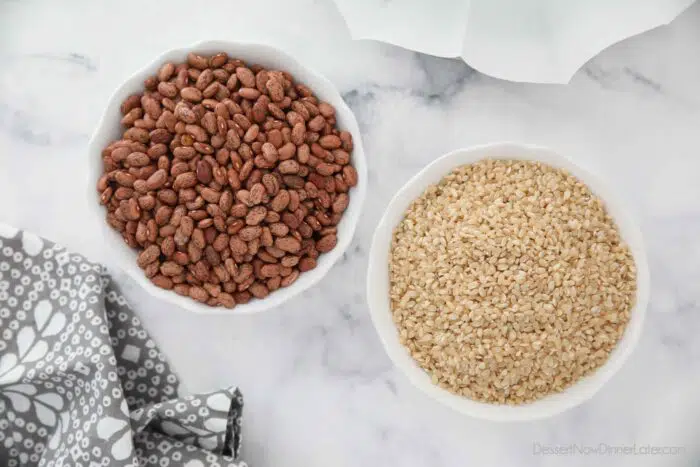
[87,40,367,314]
[367,142,649,421]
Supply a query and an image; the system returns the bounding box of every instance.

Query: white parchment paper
[332,0,695,83]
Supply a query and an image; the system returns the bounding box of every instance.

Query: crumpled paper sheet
[332,0,695,83]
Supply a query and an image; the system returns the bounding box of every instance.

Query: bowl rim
[87,39,367,315]
[366,142,650,421]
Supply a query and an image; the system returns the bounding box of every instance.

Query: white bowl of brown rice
[367,142,649,421]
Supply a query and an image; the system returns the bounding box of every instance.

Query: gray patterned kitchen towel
[0,224,246,467]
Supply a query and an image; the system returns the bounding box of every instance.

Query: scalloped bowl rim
[87,40,367,315]
[366,142,649,421]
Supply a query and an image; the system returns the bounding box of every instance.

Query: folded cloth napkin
[0,224,246,467]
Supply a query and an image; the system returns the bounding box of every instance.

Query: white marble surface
[2,0,700,466]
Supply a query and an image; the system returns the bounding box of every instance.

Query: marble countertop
[2,0,700,465]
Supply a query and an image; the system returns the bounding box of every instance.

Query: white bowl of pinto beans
[88,40,367,313]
